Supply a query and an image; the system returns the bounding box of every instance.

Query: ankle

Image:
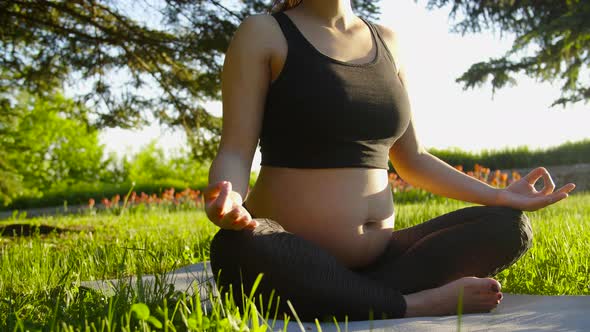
[403,288,439,317]
[402,294,421,317]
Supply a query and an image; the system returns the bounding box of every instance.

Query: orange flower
[512,171,521,181]
[101,198,111,208]
[454,165,464,172]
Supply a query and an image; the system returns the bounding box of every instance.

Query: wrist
[492,188,512,208]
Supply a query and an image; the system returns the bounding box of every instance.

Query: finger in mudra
[504,167,576,211]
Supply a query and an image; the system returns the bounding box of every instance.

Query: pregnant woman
[203,0,576,321]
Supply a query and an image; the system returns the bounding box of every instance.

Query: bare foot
[403,277,503,317]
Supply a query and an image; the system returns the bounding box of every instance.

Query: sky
[99,0,590,172]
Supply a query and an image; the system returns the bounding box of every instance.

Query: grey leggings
[209,205,533,321]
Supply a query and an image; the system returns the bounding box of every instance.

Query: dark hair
[268,0,303,14]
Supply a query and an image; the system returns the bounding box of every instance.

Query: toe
[486,278,501,293]
[464,277,501,293]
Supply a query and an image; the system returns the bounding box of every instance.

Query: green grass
[1,193,589,330]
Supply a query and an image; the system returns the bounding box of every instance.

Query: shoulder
[229,14,285,54]
[373,23,397,40]
[238,13,277,30]
[234,14,283,43]
[372,23,402,73]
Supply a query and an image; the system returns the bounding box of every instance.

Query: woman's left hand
[496,167,576,211]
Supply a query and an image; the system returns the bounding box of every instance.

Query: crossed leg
[210,219,407,321]
[360,206,533,293]
[356,205,533,316]
[209,205,533,321]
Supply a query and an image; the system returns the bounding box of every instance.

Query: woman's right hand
[204,181,258,230]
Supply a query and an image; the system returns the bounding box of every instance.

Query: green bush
[3,180,193,211]
[426,139,590,170]
[1,136,264,210]
[1,93,107,205]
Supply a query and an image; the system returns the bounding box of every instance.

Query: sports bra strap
[272,11,398,72]
[364,19,399,73]
[271,11,309,53]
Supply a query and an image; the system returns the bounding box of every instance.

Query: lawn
[1,193,589,331]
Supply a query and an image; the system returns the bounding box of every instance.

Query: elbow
[213,150,251,172]
[215,147,250,165]
[390,145,428,167]
[389,147,429,183]
[413,144,429,158]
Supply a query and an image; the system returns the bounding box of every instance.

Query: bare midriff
[243,166,395,268]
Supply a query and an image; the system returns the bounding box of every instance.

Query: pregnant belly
[244,166,396,268]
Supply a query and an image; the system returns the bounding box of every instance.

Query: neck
[295,0,356,28]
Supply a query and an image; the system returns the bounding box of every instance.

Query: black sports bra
[258,11,412,169]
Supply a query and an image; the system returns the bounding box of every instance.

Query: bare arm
[205,14,274,229]
[390,115,502,205]
[376,24,575,211]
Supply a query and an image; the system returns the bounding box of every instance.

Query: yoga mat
[81,262,590,332]
[80,262,217,308]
